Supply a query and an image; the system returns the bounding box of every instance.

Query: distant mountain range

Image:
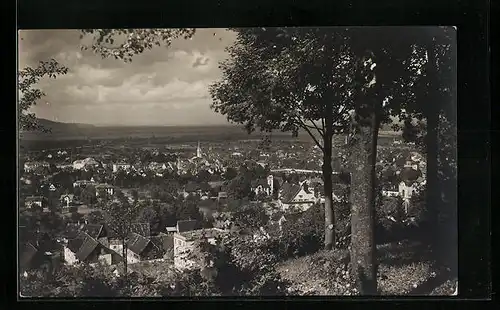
[19,118,399,142]
[36,118,97,130]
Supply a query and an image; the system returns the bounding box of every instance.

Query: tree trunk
[122,239,128,281]
[322,131,335,250]
[350,112,379,295]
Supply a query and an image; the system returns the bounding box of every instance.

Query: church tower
[267,174,274,195]
[196,141,202,158]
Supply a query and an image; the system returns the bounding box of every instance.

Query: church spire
[196,141,202,158]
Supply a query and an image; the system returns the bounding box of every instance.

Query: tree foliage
[103,200,143,279]
[209,27,359,251]
[18,59,68,132]
[80,29,196,63]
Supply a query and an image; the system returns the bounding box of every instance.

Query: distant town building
[165,219,198,234]
[251,175,274,197]
[112,162,131,173]
[63,230,121,266]
[73,158,100,170]
[24,196,46,209]
[398,160,424,212]
[24,161,50,173]
[73,180,97,188]
[95,183,115,197]
[60,194,75,209]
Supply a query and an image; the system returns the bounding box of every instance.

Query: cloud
[192,55,210,68]
[19,28,237,125]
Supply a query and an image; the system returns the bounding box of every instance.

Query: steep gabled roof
[63,225,80,240]
[177,219,197,233]
[75,233,100,261]
[82,224,105,239]
[127,232,151,255]
[67,236,85,253]
[280,182,302,203]
[60,194,75,200]
[251,179,270,189]
[156,233,174,251]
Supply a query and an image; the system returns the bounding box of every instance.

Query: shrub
[181,234,293,296]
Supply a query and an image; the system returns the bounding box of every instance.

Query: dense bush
[176,234,293,296]
[277,202,352,257]
[375,194,429,244]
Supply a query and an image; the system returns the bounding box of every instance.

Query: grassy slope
[275,241,455,296]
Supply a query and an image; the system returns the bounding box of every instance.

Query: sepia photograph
[18,27,458,297]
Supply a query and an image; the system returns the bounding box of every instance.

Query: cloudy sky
[18,29,237,126]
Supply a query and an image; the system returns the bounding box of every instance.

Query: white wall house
[173,237,196,271]
[112,163,131,173]
[73,158,100,170]
[126,251,141,264]
[280,186,317,212]
[25,196,44,209]
[95,184,115,197]
[398,181,417,201]
[382,190,400,197]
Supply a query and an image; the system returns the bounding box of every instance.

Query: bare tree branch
[294,117,324,152]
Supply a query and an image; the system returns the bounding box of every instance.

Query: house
[126,232,163,263]
[217,191,228,203]
[165,219,198,234]
[24,161,50,173]
[112,162,131,173]
[81,224,108,246]
[251,175,274,197]
[73,180,96,188]
[154,232,174,260]
[24,196,46,209]
[73,158,100,170]
[60,194,75,209]
[278,182,317,212]
[173,228,228,270]
[63,231,121,266]
[398,164,423,212]
[182,182,209,198]
[95,183,115,197]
